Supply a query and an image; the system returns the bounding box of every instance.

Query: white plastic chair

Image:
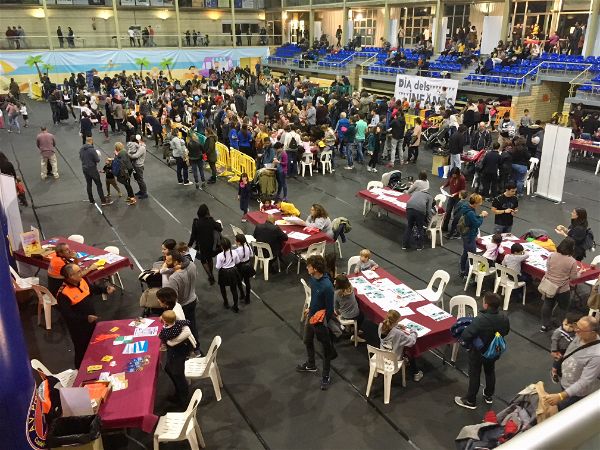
[416,269,450,309]
[300,278,311,322]
[589,308,599,318]
[230,224,256,245]
[252,241,278,281]
[153,389,205,449]
[339,317,362,347]
[427,214,445,249]
[68,234,85,244]
[434,193,446,207]
[31,359,78,388]
[103,246,124,289]
[300,153,314,176]
[464,252,496,297]
[363,181,384,216]
[595,159,600,176]
[365,345,406,404]
[319,150,332,174]
[11,267,57,330]
[448,295,478,363]
[525,157,539,195]
[296,241,327,274]
[493,264,527,310]
[347,255,361,274]
[184,336,223,402]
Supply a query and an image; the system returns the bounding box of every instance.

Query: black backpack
[583,228,596,251]
[288,136,298,150]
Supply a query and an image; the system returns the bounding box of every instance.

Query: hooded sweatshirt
[79,144,100,171]
[126,141,146,167]
[378,323,417,359]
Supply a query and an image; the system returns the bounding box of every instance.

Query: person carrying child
[355,249,379,273]
[235,234,256,305]
[334,274,365,343]
[238,172,251,223]
[159,310,197,407]
[378,309,423,382]
[483,233,504,267]
[102,157,122,199]
[215,237,241,312]
[550,313,581,383]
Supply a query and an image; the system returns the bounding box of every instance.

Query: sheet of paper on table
[416,303,453,321]
[349,276,369,287]
[283,216,307,226]
[263,209,280,214]
[133,326,159,337]
[398,307,414,316]
[399,318,431,337]
[361,270,380,280]
[371,278,398,290]
[288,231,311,240]
[95,252,125,264]
[123,340,149,355]
[113,336,133,345]
[129,318,154,329]
[109,372,128,391]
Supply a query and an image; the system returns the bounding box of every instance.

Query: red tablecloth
[476,235,600,284]
[245,211,334,254]
[570,139,600,155]
[73,319,162,433]
[13,237,133,284]
[461,149,485,162]
[350,268,456,357]
[356,188,410,217]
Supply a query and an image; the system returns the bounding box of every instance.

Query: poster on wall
[394,74,458,107]
[217,0,229,7]
[120,0,135,5]
[241,0,254,8]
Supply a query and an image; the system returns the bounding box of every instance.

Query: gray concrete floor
[6,99,600,450]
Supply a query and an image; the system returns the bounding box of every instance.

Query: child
[502,242,530,282]
[334,274,365,343]
[238,172,251,223]
[355,249,379,273]
[260,198,275,212]
[483,233,504,266]
[274,198,300,217]
[550,313,580,383]
[19,102,28,128]
[234,234,256,305]
[215,237,241,312]
[378,309,423,382]
[366,126,381,173]
[159,310,197,406]
[102,157,122,199]
[100,116,109,143]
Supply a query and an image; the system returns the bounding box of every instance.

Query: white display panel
[535,124,571,203]
[481,16,503,55]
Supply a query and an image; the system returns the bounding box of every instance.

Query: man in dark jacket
[80,137,112,206]
[387,112,405,167]
[187,133,205,189]
[455,292,510,409]
[470,122,491,151]
[253,215,288,268]
[449,124,466,169]
[316,100,329,125]
[479,142,501,199]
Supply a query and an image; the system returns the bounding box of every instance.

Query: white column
[41,0,53,50]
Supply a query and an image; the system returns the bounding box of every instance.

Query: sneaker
[320,376,331,390]
[413,371,424,382]
[540,325,549,332]
[454,396,477,410]
[231,305,239,313]
[53,174,60,179]
[241,218,247,223]
[402,246,408,250]
[195,183,200,189]
[126,198,137,205]
[350,335,366,343]
[41,175,47,180]
[137,193,148,199]
[177,182,184,185]
[417,246,424,251]
[184,181,194,186]
[296,362,317,373]
[372,168,378,173]
[483,394,493,404]
[331,168,336,172]
[344,166,354,170]
[101,200,114,206]
[366,167,372,172]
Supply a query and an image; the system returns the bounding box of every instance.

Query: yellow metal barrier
[558,112,569,126]
[30,82,43,101]
[216,142,233,177]
[239,153,256,180]
[228,148,243,183]
[404,114,417,129]
[428,115,443,127]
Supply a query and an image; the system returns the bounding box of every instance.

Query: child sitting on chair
[334,274,365,343]
[378,309,423,382]
[159,310,197,406]
[355,249,379,273]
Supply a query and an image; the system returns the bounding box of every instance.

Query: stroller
[463,149,486,191]
[252,168,277,201]
[424,123,450,149]
[381,170,414,192]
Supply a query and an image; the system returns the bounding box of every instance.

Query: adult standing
[296,255,337,391]
[274,142,288,201]
[490,182,519,233]
[104,98,116,133]
[170,132,192,185]
[540,238,580,332]
[56,263,115,367]
[354,113,368,164]
[80,113,93,145]
[36,127,59,179]
[402,187,432,251]
[568,22,583,55]
[397,27,405,49]
[406,117,422,163]
[459,194,488,277]
[471,122,491,151]
[187,132,205,189]
[387,111,405,167]
[498,112,516,151]
[204,128,218,184]
[188,203,223,285]
[479,142,501,199]
[126,134,148,199]
[448,124,466,169]
[56,26,64,48]
[113,142,136,205]
[454,292,510,409]
[9,78,20,100]
[80,137,112,206]
[555,208,590,262]
[306,102,316,127]
[335,25,342,47]
[510,139,530,197]
[67,27,75,48]
[441,167,466,233]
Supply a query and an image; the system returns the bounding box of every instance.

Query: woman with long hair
[306,203,333,238]
[274,142,288,201]
[378,309,423,382]
[188,204,222,285]
[334,274,365,343]
[555,208,590,261]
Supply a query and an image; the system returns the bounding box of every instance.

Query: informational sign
[535,124,571,202]
[394,74,458,107]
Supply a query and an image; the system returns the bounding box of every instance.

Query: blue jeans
[276,170,287,199]
[346,143,356,167]
[355,140,365,163]
[460,235,477,275]
[175,156,189,183]
[189,159,205,183]
[493,224,512,234]
[512,163,528,195]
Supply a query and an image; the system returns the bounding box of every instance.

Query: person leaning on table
[56,263,115,368]
[540,237,581,332]
[544,316,600,411]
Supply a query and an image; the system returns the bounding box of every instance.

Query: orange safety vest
[58,279,90,305]
[48,253,68,277]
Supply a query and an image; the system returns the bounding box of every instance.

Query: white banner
[394,74,458,107]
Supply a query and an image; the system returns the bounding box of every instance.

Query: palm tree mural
[134,57,150,77]
[25,55,44,82]
[159,57,174,80]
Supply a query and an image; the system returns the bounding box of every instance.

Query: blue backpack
[451,316,485,351]
[482,332,507,360]
[111,158,122,178]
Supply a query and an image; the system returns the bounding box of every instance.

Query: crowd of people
[5,25,26,49]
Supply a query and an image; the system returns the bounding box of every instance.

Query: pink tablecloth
[476,235,600,284]
[570,139,600,155]
[13,236,133,284]
[73,318,162,433]
[356,188,410,217]
[245,211,334,254]
[350,268,456,357]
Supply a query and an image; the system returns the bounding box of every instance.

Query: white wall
[468,2,504,40]
[316,9,343,43]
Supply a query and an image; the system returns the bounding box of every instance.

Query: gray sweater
[407,179,430,194]
[551,325,575,353]
[334,291,360,319]
[126,141,146,167]
[165,260,197,306]
[561,336,600,398]
[378,323,417,359]
[406,190,433,218]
